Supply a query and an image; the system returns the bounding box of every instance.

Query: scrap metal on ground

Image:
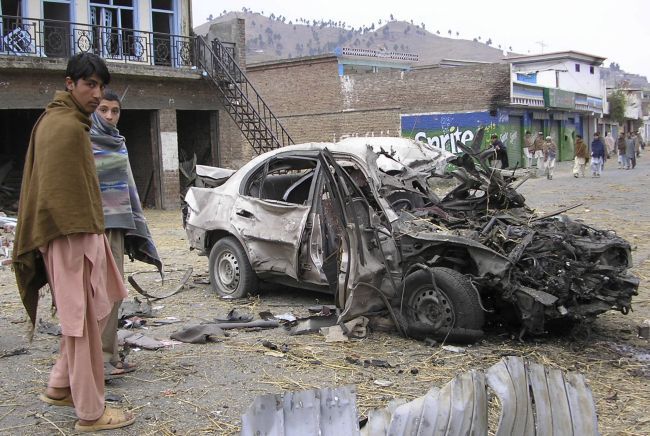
[240,356,599,436]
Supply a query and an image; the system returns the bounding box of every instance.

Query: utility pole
[536,41,547,53]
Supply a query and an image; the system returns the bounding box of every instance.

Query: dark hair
[576,134,582,139]
[525,130,531,134]
[65,53,110,85]
[491,134,498,139]
[102,89,121,108]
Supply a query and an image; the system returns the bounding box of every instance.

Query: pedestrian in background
[632,131,642,158]
[573,134,589,177]
[625,131,636,169]
[531,131,545,176]
[604,131,615,158]
[617,133,627,169]
[12,53,135,432]
[490,134,509,169]
[543,136,557,180]
[90,90,163,380]
[523,130,533,168]
[590,132,606,177]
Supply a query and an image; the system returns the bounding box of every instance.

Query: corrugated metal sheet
[241,357,599,436]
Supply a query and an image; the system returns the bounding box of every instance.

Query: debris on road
[0,214,16,269]
[288,313,338,336]
[128,267,192,300]
[170,318,280,344]
[1,347,29,358]
[240,356,599,436]
[638,320,650,339]
[118,330,175,350]
[37,319,61,336]
[320,316,368,342]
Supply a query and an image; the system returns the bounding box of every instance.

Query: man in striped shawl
[90,90,163,378]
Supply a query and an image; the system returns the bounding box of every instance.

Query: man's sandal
[112,360,137,373]
[104,361,126,381]
[74,407,135,432]
[39,392,74,407]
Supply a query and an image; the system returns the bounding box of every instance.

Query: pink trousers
[41,233,127,420]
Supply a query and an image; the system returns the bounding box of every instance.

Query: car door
[316,150,399,318]
[231,156,317,280]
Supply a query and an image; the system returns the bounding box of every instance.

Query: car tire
[396,267,484,332]
[208,237,258,298]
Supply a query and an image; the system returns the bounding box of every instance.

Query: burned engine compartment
[381,138,639,336]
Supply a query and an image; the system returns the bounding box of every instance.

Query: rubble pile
[404,140,639,334]
[0,214,16,269]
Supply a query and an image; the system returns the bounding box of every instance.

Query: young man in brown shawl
[12,53,135,432]
[573,134,589,177]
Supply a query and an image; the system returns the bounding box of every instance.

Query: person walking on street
[590,132,606,177]
[523,130,533,168]
[625,132,636,169]
[632,131,642,158]
[604,131,615,158]
[573,134,589,177]
[617,132,627,169]
[12,53,135,432]
[531,131,545,176]
[90,90,163,379]
[490,134,509,169]
[543,136,557,180]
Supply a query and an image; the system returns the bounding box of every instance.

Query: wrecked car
[183,136,638,340]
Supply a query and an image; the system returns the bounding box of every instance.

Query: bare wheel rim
[216,250,240,294]
[410,286,455,330]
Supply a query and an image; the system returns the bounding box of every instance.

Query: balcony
[0,15,195,68]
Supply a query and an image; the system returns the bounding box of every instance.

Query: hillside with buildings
[195,10,648,86]
[194,11,512,66]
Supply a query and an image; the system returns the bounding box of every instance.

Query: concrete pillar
[158,108,180,209]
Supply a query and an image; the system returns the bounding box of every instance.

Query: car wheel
[208,237,258,298]
[397,267,484,331]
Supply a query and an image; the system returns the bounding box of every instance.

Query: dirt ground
[1,156,649,435]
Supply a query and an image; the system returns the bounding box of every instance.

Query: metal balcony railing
[0,15,195,67]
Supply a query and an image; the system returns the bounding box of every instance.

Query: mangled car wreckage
[183,136,638,341]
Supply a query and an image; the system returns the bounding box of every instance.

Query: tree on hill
[207,14,213,21]
[390,14,394,21]
[456,31,459,37]
[448,29,452,36]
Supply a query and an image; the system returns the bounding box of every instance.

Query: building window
[589,66,594,74]
[90,0,135,59]
[151,0,177,66]
[575,63,580,72]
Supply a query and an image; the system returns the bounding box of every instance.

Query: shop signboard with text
[401,111,506,153]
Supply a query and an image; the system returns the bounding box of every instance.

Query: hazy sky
[191,0,650,80]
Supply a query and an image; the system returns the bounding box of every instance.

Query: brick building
[246,54,511,144]
[243,50,610,168]
[0,1,257,210]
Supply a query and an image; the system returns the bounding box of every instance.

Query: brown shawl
[13,91,105,327]
[574,138,589,159]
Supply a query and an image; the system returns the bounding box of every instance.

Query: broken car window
[245,157,318,204]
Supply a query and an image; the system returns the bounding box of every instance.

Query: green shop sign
[544,88,575,109]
